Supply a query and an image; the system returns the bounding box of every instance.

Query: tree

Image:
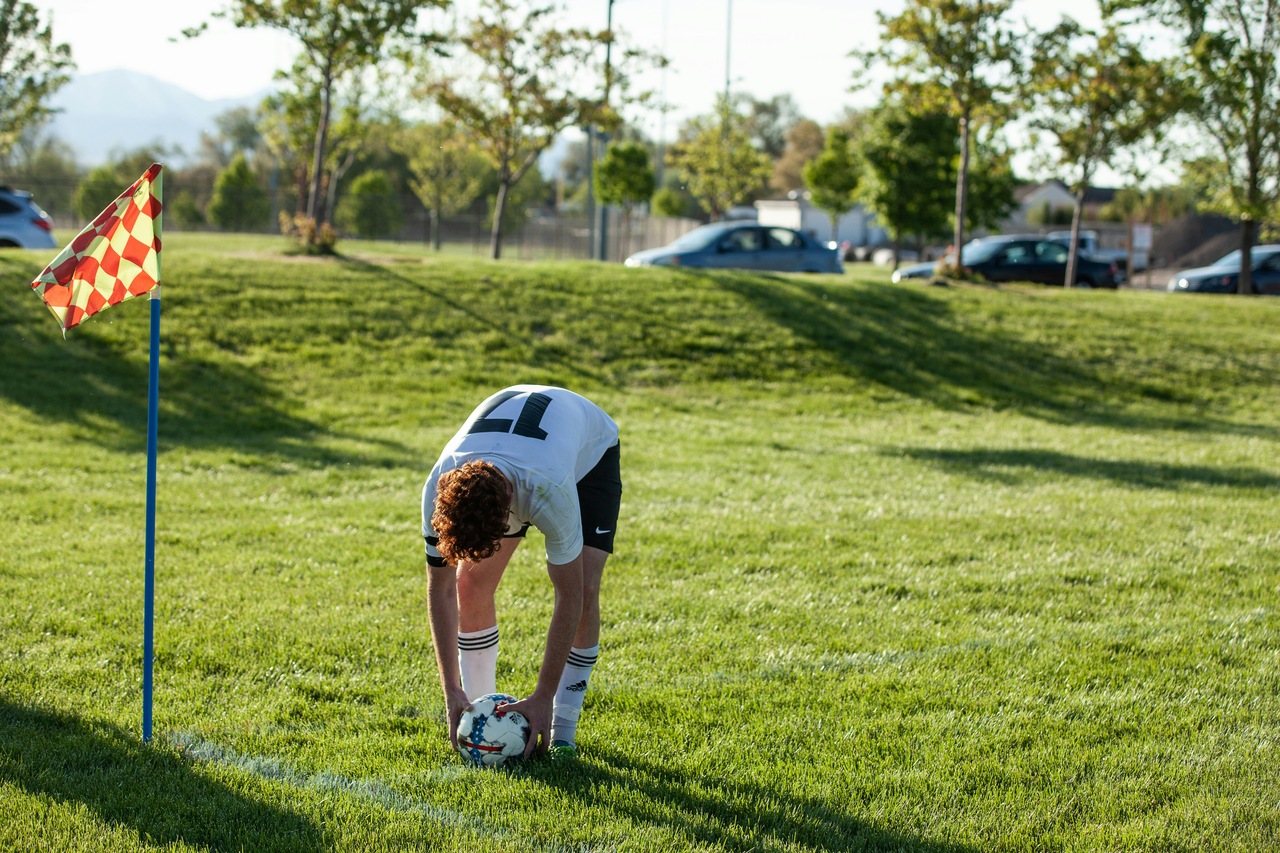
[651,185,695,218]
[668,101,773,221]
[1023,18,1185,286]
[425,0,616,259]
[866,0,1019,263]
[400,122,488,251]
[203,0,447,237]
[741,93,807,159]
[803,127,860,244]
[0,1,73,160]
[771,119,825,194]
[208,152,271,231]
[336,169,402,238]
[71,147,174,220]
[594,140,655,259]
[74,165,126,222]
[856,101,956,266]
[964,128,1020,232]
[1108,0,1280,293]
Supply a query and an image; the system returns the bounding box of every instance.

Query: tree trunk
[490,179,509,260]
[953,109,971,270]
[1065,181,1087,288]
[326,147,355,227]
[432,187,443,252]
[1238,219,1256,295]
[307,65,334,227]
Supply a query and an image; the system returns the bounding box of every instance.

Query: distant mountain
[48,69,271,167]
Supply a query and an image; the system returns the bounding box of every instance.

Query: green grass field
[1,233,1277,852]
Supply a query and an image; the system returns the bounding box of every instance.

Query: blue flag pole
[142,285,161,743]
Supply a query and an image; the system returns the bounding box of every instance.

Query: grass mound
[1,234,1277,852]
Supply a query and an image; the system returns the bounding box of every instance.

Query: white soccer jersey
[421,386,619,566]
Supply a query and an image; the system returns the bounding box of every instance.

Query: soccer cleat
[548,740,577,761]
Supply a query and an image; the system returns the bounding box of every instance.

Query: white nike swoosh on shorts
[595,527,611,535]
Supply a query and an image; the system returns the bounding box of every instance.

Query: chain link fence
[3,175,700,262]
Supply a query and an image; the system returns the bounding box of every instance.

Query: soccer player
[421,385,621,759]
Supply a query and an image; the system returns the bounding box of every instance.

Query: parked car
[624,222,843,273]
[1166,245,1280,294]
[952,234,1124,288]
[0,186,57,249]
[891,261,938,283]
[1047,229,1147,271]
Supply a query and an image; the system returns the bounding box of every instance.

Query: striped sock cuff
[458,627,499,651]
[566,645,599,669]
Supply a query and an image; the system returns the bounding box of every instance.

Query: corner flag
[30,163,163,335]
[28,163,165,742]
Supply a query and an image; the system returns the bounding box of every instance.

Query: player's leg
[551,546,606,749]
[456,534,522,699]
[552,443,620,749]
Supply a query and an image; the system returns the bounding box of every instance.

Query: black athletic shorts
[506,442,622,554]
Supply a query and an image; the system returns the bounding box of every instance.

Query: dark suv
[959,234,1124,288]
[0,186,57,249]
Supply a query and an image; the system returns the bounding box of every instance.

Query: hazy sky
[36,0,1106,143]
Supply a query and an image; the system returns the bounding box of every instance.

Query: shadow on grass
[335,256,614,388]
[892,445,1280,491]
[0,266,413,469]
[526,746,977,853]
[716,273,1271,439]
[0,698,327,851]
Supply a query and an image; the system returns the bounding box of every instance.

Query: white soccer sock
[457,626,499,700]
[551,644,599,746]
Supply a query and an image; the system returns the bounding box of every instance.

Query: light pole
[595,0,615,262]
[725,0,732,105]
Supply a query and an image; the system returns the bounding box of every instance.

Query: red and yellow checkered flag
[31,163,163,335]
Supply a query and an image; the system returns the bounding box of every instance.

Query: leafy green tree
[484,164,552,237]
[71,147,176,221]
[208,153,270,232]
[336,169,401,238]
[1023,18,1185,286]
[399,122,488,251]
[964,128,1019,232]
[73,165,125,222]
[651,185,696,219]
[200,0,447,237]
[803,127,860,243]
[424,0,617,259]
[741,93,807,159]
[1108,0,1280,293]
[0,1,73,159]
[864,0,1019,264]
[856,101,956,265]
[594,140,654,254]
[168,190,206,229]
[668,102,773,221]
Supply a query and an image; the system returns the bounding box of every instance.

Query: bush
[335,170,402,239]
[207,154,270,232]
[280,213,338,256]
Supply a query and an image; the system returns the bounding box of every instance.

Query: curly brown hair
[432,460,511,565]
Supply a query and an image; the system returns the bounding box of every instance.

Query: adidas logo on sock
[566,680,588,692]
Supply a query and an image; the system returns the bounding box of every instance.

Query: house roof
[1014,179,1119,207]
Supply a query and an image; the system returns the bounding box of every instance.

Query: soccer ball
[456,692,530,767]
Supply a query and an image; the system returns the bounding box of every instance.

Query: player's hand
[506,692,553,758]
[443,685,472,751]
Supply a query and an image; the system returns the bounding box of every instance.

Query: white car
[0,187,57,249]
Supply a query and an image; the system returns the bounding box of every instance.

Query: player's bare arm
[426,562,472,750]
